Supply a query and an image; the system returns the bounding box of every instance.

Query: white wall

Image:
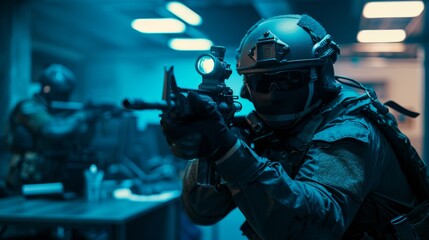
[335,57,424,155]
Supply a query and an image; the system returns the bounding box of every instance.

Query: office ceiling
[29,0,426,61]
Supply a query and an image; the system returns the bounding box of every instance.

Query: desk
[0,191,180,240]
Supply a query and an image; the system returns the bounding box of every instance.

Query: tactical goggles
[245,69,311,93]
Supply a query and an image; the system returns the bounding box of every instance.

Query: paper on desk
[113,188,180,202]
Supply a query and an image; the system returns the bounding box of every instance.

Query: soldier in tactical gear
[161,14,428,239]
[5,63,96,194]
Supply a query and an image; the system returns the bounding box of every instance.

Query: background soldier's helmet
[39,63,76,102]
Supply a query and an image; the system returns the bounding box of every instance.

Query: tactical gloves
[161,91,237,161]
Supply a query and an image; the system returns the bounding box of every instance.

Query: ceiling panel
[28,0,426,60]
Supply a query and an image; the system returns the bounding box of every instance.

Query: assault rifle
[122,46,242,190]
[49,101,125,117]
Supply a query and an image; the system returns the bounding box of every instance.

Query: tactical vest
[5,101,35,153]
[242,89,429,240]
[345,93,429,240]
[321,89,429,239]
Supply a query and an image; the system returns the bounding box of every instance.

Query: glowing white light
[43,85,51,93]
[363,1,424,18]
[355,43,407,52]
[357,29,406,43]
[166,1,202,26]
[113,188,132,199]
[168,38,213,51]
[197,56,215,74]
[131,18,186,33]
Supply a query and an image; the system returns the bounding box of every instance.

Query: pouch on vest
[362,105,429,201]
[5,125,34,153]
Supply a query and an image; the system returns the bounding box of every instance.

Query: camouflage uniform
[6,94,91,192]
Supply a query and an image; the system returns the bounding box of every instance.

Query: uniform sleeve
[16,100,90,140]
[182,117,378,239]
[180,159,236,225]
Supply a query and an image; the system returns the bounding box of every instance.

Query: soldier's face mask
[246,69,311,93]
[245,68,319,129]
[42,85,72,102]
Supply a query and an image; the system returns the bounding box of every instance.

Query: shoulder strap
[384,100,420,118]
[361,103,429,201]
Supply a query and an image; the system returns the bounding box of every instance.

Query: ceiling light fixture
[166,1,202,26]
[131,18,186,33]
[357,29,406,43]
[168,38,213,51]
[355,43,407,52]
[363,1,425,18]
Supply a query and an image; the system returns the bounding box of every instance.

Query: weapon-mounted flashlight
[196,55,215,75]
[195,46,232,92]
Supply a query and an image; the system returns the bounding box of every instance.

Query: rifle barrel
[122,98,171,110]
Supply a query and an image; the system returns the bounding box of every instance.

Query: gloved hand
[161,91,237,160]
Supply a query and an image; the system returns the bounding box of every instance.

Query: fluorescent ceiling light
[131,18,186,33]
[168,38,213,51]
[166,1,202,26]
[355,43,406,52]
[357,29,406,43]
[363,1,424,18]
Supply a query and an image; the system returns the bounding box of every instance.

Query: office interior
[0,0,428,239]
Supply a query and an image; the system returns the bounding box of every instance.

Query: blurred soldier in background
[5,63,96,194]
[161,14,428,239]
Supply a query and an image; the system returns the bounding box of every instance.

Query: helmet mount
[248,30,290,66]
[236,14,340,75]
